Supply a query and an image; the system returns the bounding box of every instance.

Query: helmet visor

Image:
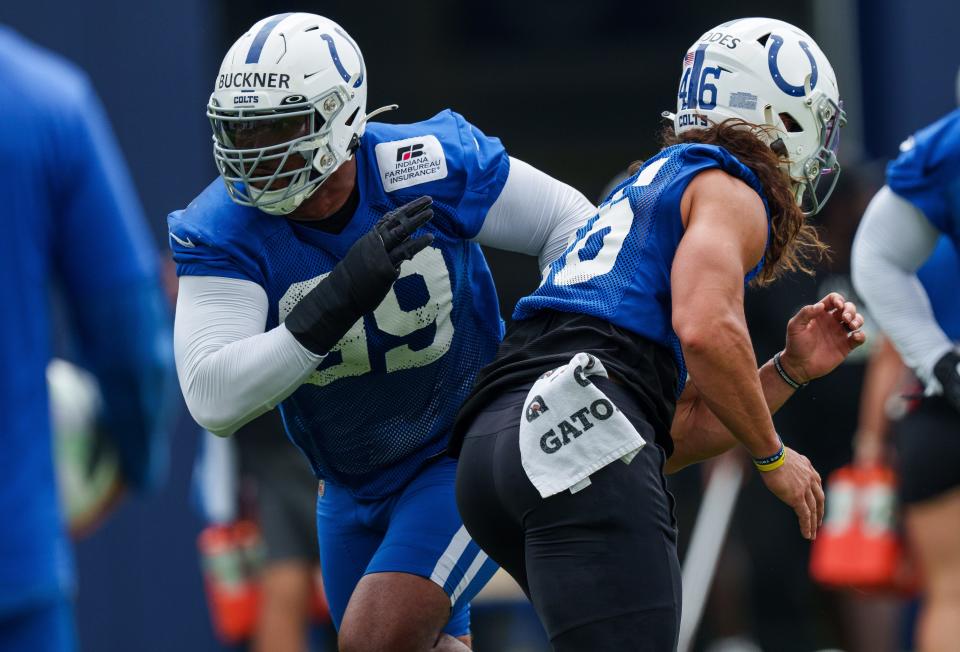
[207,88,349,211]
[216,114,314,190]
[208,98,326,208]
[219,113,312,151]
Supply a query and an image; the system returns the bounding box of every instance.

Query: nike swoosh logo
[304,70,323,79]
[169,232,196,248]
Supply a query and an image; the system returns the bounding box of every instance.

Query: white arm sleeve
[474,157,595,271]
[851,185,952,385]
[174,275,324,437]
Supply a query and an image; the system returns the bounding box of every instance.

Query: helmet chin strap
[357,104,398,131]
[347,104,399,155]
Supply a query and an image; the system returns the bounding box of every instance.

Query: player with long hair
[450,18,856,649]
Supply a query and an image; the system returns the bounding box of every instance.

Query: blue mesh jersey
[887,108,960,245]
[514,144,769,393]
[918,236,960,341]
[169,110,510,499]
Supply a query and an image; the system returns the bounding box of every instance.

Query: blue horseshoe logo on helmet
[767,34,818,97]
[320,28,364,88]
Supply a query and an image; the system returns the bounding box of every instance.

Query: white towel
[519,352,647,498]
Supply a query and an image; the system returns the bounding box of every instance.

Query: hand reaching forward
[779,292,866,384]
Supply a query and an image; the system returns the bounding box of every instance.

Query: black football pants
[455,379,682,651]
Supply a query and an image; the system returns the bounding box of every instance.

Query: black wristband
[774,351,807,390]
[285,196,435,355]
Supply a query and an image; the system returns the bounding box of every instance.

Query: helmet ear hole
[345,107,360,127]
[779,112,804,132]
[756,33,771,46]
[770,138,789,158]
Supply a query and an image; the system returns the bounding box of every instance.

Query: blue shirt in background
[887,107,960,246]
[887,108,960,342]
[0,27,173,614]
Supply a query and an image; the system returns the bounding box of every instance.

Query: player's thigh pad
[366,456,498,636]
[524,445,682,647]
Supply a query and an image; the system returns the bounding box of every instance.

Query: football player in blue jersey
[0,27,173,652]
[450,18,861,649]
[852,104,960,650]
[168,13,596,651]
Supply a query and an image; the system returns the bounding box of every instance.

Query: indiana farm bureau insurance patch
[375,135,448,192]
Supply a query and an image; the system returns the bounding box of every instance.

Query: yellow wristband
[753,445,786,472]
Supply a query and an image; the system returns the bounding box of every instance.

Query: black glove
[285,196,435,354]
[933,349,960,414]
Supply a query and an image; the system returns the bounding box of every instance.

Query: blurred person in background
[169,12,595,651]
[854,237,960,470]
[853,106,960,646]
[852,243,959,651]
[451,18,860,650]
[236,411,330,652]
[0,26,173,652]
[193,411,334,652]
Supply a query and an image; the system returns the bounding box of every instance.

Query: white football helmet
[208,13,393,215]
[668,18,845,215]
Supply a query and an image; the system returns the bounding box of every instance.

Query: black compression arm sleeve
[285,229,398,354]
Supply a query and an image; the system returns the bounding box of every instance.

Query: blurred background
[2,0,959,650]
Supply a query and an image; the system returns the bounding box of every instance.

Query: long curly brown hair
[630,119,828,286]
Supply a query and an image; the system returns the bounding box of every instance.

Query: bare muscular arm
[667,292,866,474]
[671,169,780,458]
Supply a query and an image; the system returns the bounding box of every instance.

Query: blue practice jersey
[0,28,171,612]
[514,144,769,393]
[170,110,510,499]
[918,236,960,342]
[887,108,960,245]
